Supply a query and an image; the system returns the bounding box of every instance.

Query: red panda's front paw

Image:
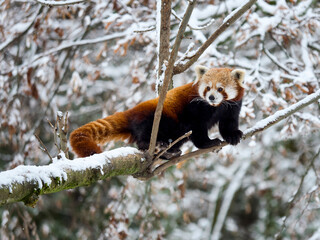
[223,130,243,145]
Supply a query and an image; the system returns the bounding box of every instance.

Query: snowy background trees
[0,0,320,239]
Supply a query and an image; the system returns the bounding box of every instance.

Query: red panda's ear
[231,69,245,87]
[195,65,209,82]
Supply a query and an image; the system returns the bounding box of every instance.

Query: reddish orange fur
[70,82,199,157]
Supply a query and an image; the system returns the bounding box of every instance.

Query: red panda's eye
[206,86,211,91]
[217,87,223,92]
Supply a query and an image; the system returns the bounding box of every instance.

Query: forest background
[0,0,320,239]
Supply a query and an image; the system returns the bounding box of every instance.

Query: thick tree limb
[0,148,143,207]
[1,89,319,207]
[156,0,172,92]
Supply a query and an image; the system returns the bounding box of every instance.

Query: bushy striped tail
[69,112,131,157]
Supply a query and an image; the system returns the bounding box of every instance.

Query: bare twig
[154,131,192,161]
[147,0,196,159]
[173,0,257,75]
[56,111,69,158]
[34,134,53,162]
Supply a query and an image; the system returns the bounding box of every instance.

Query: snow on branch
[243,88,320,138]
[26,31,129,67]
[34,0,88,6]
[0,6,43,52]
[0,148,143,207]
[0,88,319,207]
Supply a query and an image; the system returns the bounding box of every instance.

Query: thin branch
[34,0,88,6]
[34,134,53,162]
[264,48,299,76]
[56,111,69,158]
[275,147,320,240]
[0,6,43,52]
[25,32,129,68]
[154,131,192,161]
[134,26,156,33]
[173,0,257,75]
[147,0,196,159]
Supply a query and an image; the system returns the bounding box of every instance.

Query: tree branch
[156,0,172,92]
[0,148,143,207]
[173,0,257,75]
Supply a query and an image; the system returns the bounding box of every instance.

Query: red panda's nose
[209,95,215,101]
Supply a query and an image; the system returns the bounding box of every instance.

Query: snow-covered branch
[34,0,88,6]
[24,31,129,68]
[0,148,143,207]
[0,6,43,52]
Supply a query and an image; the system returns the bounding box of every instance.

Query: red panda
[69,66,245,158]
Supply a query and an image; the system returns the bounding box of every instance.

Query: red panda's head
[195,66,245,107]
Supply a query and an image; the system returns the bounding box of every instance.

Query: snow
[0,147,140,191]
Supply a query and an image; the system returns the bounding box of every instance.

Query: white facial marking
[209,91,223,106]
[216,83,222,88]
[225,86,238,100]
[198,82,206,99]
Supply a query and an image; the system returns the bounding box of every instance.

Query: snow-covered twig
[26,31,129,68]
[173,0,257,75]
[34,0,88,6]
[264,48,299,76]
